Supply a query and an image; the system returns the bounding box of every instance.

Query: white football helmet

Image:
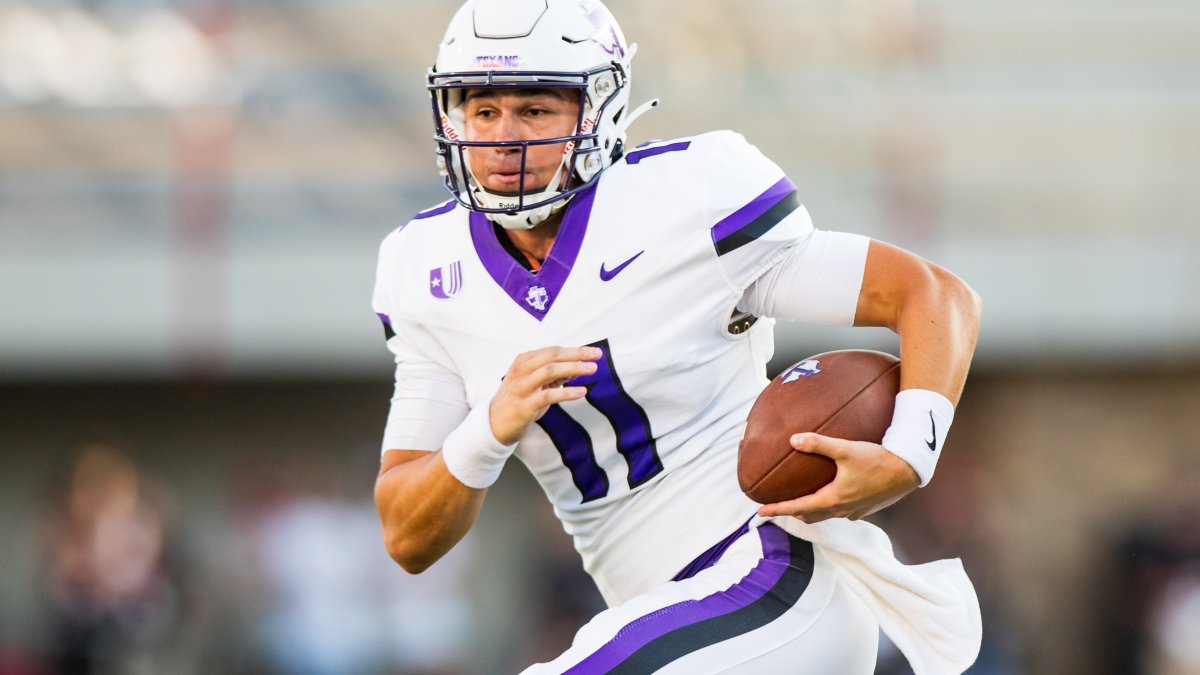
[429,0,657,229]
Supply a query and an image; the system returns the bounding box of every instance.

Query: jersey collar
[469,183,597,321]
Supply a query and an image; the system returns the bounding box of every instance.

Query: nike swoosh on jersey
[599,250,645,281]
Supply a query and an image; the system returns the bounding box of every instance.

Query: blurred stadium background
[2,0,1199,673]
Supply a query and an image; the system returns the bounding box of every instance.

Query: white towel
[772,516,982,675]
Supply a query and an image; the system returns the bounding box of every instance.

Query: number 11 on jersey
[535,340,664,503]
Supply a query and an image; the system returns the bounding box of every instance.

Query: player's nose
[490,110,528,144]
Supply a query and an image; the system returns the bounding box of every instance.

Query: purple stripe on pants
[563,523,792,674]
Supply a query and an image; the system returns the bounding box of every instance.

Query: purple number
[625,141,691,165]
[535,339,664,501]
[536,405,608,503]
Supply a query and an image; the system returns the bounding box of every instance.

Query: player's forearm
[890,264,981,405]
[375,451,486,574]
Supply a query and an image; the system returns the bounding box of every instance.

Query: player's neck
[501,210,564,270]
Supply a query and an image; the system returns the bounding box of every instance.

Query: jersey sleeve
[736,230,871,326]
[704,131,816,292]
[373,235,470,454]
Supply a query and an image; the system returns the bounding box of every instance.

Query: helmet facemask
[429,64,628,230]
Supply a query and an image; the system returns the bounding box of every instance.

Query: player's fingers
[528,360,598,389]
[512,345,603,375]
[789,432,849,460]
[756,487,838,519]
[534,386,588,408]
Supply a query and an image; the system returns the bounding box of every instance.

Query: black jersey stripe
[713,190,801,256]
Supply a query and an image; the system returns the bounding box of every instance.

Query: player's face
[461,89,580,194]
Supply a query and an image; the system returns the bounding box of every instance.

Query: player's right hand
[489,346,601,445]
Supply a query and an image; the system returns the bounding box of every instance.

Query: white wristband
[440,401,518,489]
[881,389,955,487]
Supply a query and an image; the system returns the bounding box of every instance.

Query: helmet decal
[474,55,523,68]
[584,5,625,58]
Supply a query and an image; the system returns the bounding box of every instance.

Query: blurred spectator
[1105,463,1200,675]
[39,445,184,674]
[229,461,476,675]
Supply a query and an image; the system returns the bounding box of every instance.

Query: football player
[373,0,983,672]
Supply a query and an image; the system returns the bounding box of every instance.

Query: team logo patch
[782,360,821,382]
[525,283,549,312]
[430,261,463,299]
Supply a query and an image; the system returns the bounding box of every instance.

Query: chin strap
[483,159,572,230]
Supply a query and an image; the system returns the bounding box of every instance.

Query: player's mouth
[485,169,551,194]
[489,171,528,187]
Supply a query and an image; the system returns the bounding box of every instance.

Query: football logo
[781,360,821,383]
[430,261,463,299]
[525,283,549,311]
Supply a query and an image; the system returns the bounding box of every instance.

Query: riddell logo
[564,116,598,156]
[440,115,460,141]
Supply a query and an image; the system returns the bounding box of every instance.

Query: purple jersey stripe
[564,524,796,674]
[709,176,796,245]
[376,312,395,340]
[413,199,456,220]
[469,184,597,321]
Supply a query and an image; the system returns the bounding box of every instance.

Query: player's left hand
[756,433,920,523]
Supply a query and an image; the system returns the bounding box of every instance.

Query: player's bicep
[377,312,470,455]
[851,238,939,330]
[738,230,870,325]
[382,358,469,454]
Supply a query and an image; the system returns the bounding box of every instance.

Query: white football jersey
[373,130,866,605]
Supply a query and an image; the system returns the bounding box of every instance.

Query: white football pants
[521,520,878,674]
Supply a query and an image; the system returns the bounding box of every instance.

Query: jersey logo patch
[430,261,463,299]
[525,283,549,312]
[781,360,821,382]
[599,250,644,281]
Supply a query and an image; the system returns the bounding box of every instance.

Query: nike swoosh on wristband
[599,250,644,281]
[926,410,937,451]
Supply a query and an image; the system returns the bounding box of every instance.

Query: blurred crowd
[0,441,1166,674]
[1,431,1198,675]
[4,445,485,674]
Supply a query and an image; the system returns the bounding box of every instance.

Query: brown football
[738,349,901,504]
